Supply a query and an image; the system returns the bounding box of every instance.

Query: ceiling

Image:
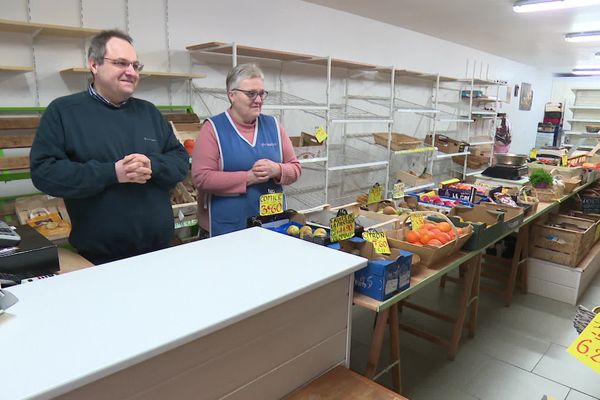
[303,0,600,75]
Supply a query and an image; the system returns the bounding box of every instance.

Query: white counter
[0,227,366,400]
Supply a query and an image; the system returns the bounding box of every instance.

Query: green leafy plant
[529,168,553,188]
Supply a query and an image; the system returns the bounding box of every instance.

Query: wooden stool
[285,366,410,400]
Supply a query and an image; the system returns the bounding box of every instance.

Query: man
[192,64,301,236]
[30,30,189,265]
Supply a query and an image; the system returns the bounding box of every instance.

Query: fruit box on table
[448,205,505,251]
[300,203,402,231]
[341,239,412,301]
[290,132,325,160]
[479,203,524,234]
[384,224,473,267]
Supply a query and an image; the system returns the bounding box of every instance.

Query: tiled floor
[350,267,600,400]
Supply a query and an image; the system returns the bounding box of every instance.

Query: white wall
[0,0,556,198]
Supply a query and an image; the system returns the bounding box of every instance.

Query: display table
[0,227,366,400]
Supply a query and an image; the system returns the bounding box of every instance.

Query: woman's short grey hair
[88,30,134,64]
[226,63,264,92]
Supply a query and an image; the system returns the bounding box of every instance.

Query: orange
[436,232,450,244]
[438,222,452,233]
[430,228,442,236]
[457,227,464,236]
[428,238,443,246]
[405,230,420,244]
[419,232,432,245]
[423,223,436,230]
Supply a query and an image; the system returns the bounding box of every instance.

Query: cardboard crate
[424,134,468,154]
[301,203,402,231]
[290,132,325,160]
[14,195,72,242]
[479,203,524,233]
[448,205,505,250]
[341,240,412,301]
[395,170,433,187]
[373,132,422,151]
[530,214,596,267]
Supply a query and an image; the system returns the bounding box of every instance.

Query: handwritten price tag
[314,127,328,143]
[368,184,383,204]
[561,154,568,167]
[392,182,405,200]
[529,148,537,159]
[362,230,391,255]
[567,312,600,374]
[259,193,284,216]
[411,212,425,231]
[329,213,355,242]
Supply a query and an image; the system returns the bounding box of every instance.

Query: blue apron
[208,112,283,236]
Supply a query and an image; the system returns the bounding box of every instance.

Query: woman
[192,63,301,236]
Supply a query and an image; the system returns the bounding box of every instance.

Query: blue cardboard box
[343,240,412,301]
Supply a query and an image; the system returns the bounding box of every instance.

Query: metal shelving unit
[564,88,600,150]
[186,41,396,206]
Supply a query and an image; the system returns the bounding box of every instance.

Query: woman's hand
[252,159,282,179]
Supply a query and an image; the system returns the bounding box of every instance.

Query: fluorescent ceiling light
[572,67,600,75]
[565,31,600,42]
[514,0,600,13]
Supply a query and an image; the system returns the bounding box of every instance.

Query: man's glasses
[231,88,269,100]
[103,57,144,72]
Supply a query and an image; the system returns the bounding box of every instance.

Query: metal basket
[573,305,600,334]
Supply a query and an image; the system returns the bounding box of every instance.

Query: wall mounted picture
[519,82,533,111]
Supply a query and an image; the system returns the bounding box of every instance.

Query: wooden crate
[0,155,30,171]
[530,214,596,267]
[424,134,467,154]
[0,133,35,148]
[373,132,422,151]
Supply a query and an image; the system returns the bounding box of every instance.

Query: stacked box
[530,214,596,267]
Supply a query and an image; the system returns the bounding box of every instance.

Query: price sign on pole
[329,213,355,242]
[259,193,284,216]
[362,230,391,255]
[566,312,600,374]
[314,127,328,143]
[367,183,383,204]
[411,212,425,231]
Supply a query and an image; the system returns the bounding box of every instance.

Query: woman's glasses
[231,88,269,100]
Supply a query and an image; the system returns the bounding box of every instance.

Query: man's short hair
[226,63,264,92]
[88,30,134,64]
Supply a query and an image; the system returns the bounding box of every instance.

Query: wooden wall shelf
[0,65,34,72]
[60,68,206,79]
[0,18,102,38]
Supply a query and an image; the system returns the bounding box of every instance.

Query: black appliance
[0,225,59,276]
[482,164,528,180]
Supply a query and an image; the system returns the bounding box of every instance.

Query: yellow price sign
[561,154,568,167]
[529,148,537,159]
[411,212,425,231]
[367,184,383,204]
[329,213,355,242]
[314,127,328,143]
[259,193,284,216]
[567,312,600,374]
[392,182,405,200]
[419,190,437,200]
[362,230,391,255]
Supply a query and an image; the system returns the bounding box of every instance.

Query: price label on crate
[392,182,405,200]
[329,213,355,242]
[367,183,383,204]
[561,154,569,167]
[567,312,600,374]
[529,148,537,159]
[314,127,328,143]
[362,230,391,255]
[259,193,284,216]
[411,212,425,231]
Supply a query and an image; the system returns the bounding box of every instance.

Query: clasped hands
[115,153,152,184]
[247,159,281,186]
